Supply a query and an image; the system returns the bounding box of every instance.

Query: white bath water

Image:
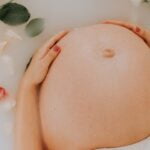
[132,7,139,23]
[131,0,150,29]
[0,0,150,150]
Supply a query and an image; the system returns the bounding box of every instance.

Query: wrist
[21,77,37,91]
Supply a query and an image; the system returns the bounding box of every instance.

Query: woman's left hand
[22,31,69,87]
[102,20,150,47]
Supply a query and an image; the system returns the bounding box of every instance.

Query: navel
[102,48,115,58]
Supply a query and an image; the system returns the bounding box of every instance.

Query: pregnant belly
[40,24,150,150]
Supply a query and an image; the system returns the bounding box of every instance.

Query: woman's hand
[22,31,69,87]
[102,20,150,47]
[16,31,68,150]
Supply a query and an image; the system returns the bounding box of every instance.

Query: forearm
[15,82,43,150]
[15,31,67,150]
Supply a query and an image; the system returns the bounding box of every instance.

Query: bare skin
[16,21,150,150]
[40,22,150,150]
[15,31,69,150]
[102,20,150,47]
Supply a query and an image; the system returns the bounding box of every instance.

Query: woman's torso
[40,24,150,150]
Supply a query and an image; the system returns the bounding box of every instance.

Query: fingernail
[53,45,61,53]
[135,27,141,32]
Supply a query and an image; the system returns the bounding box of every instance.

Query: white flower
[0,41,8,54]
[5,29,22,41]
[130,0,143,6]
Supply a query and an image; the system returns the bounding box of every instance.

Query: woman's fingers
[103,20,136,30]
[140,29,150,47]
[37,31,69,59]
[42,45,61,68]
[102,20,143,36]
[102,20,150,47]
[24,30,69,85]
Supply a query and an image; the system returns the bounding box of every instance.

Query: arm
[16,84,42,150]
[15,31,68,150]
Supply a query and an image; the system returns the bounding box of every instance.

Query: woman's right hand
[22,31,69,88]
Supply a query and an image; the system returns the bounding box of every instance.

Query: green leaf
[143,0,150,2]
[25,18,44,37]
[0,2,30,26]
